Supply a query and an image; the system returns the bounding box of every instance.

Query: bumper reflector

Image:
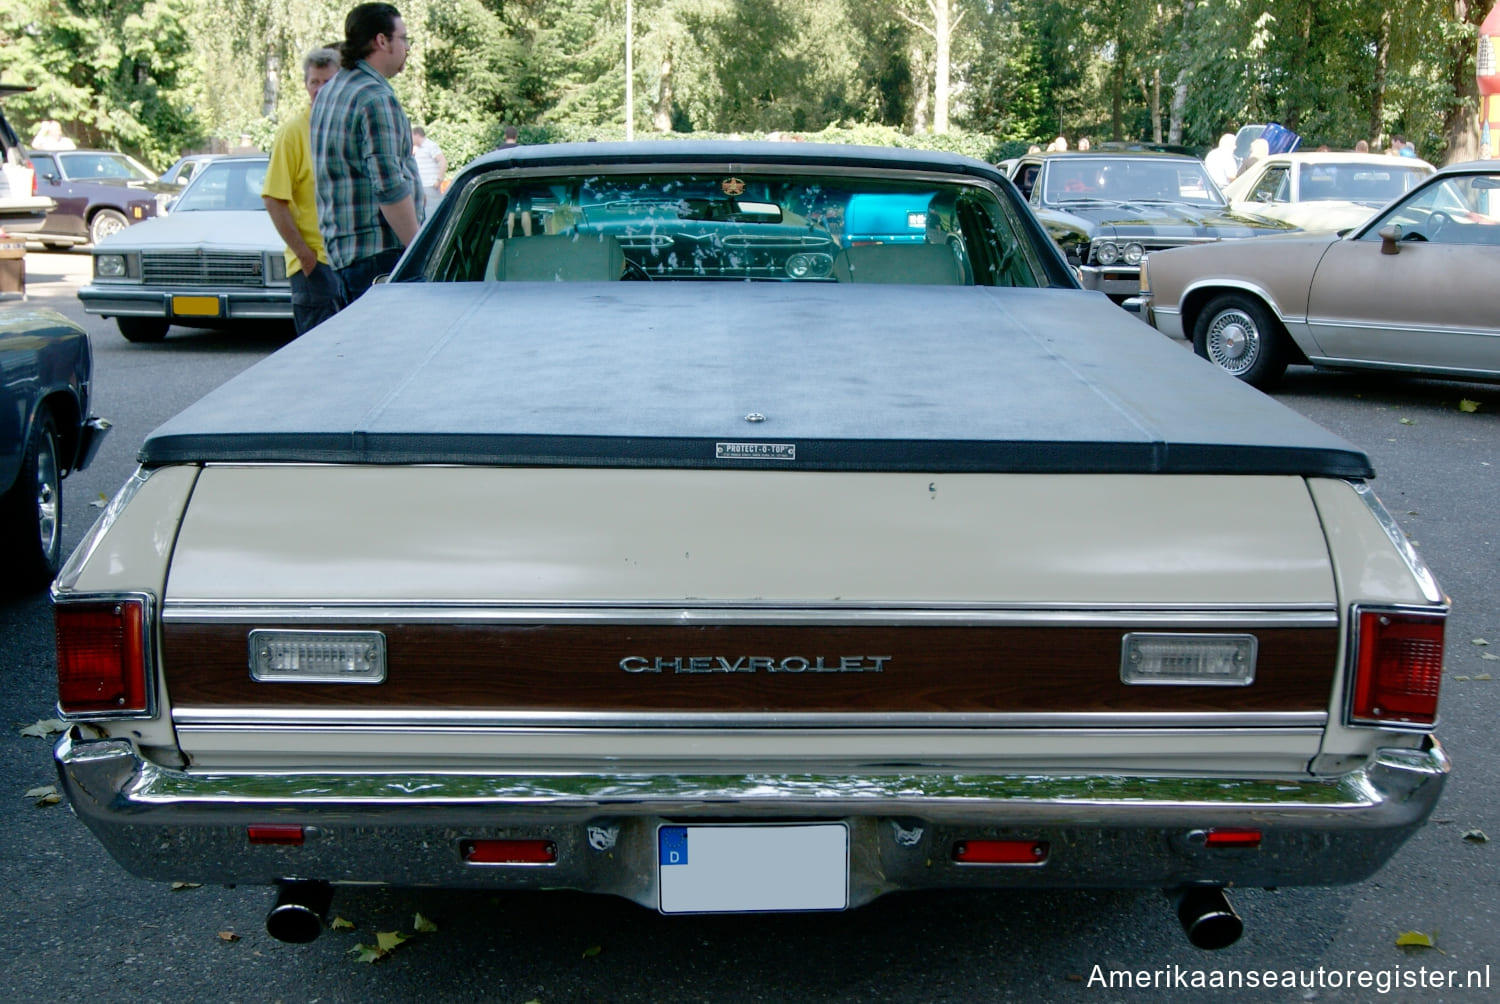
[1203,828,1263,848]
[1121,633,1256,686]
[248,824,306,846]
[463,839,558,865]
[952,840,1049,865]
[249,629,386,684]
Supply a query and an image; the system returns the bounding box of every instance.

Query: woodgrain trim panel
[163,622,1337,714]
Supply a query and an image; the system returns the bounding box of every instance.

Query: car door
[28,152,86,237]
[1303,169,1500,375]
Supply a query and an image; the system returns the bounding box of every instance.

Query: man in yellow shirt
[262,46,344,334]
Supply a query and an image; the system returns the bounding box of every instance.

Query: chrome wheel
[1203,307,1261,376]
[33,425,60,566]
[89,209,128,244]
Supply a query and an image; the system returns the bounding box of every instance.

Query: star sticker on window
[721,177,746,196]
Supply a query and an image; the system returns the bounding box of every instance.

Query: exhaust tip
[266,881,333,944]
[1174,887,1243,950]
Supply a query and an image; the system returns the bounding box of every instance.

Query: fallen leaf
[217,931,240,942]
[1399,417,1415,425]
[24,785,60,806]
[1463,829,1488,843]
[1483,653,1499,661]
[348,944,385,964]
[19,718,67,738]
[1452,674,1471,681]
[413,912,438,933]
[1476,673,1494,681]
[582,944,602,958]
[1459,399,1480,413]
[170,882,202,891]
[1396,930,1443,953]
[375,930,409,953]
[89,493,108,509]
[1473,638,1490,646]
[330,916,356,931]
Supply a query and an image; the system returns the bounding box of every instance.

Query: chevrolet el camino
[51,142,1448,950]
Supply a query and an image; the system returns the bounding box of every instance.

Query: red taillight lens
[1203,828,1262,848]
[1349,608,1444,729]
[952,840,1049,864]
[462,839,557,865]
[55,599,150,716]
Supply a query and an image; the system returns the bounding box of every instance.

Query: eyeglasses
[391,32,412,46]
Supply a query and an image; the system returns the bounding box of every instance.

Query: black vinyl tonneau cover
[140,282,1373,478]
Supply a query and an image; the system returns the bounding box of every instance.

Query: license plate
[172,295,220,316]
[657,823,848,914]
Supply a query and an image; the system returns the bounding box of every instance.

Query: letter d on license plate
[657,823,849,914]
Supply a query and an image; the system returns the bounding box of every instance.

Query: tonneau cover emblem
[717,442,795,461]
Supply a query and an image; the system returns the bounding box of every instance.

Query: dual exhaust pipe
[264,879,1243,949]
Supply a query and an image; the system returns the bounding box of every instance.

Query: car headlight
[95,254,128,278]
[1122,242,1145,265]
[784,252,833,279]
[1094,241,1120,265]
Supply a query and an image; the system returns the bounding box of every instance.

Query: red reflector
[248,824,305,846]
[1203,828,1262,848]
[462,839,557,864]
[953,840,1049,864]
[1350,609,1444,728]
[55,599,150,716]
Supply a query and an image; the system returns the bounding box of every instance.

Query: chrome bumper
[78,285,292,321]
[71,416,110,474]
[1077,264,1143,299]
[56,732,1448,909]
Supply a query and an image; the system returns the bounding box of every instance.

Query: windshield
[172,160,270,212]
[1043,158,1223,207]
[56,151,156,182]
[1297,162,1431,204]
[418,170,1054,288]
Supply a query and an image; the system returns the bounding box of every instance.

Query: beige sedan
[1223,151,1433,233]
[1142,160,1500,387]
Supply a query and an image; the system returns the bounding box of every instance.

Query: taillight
[952,839,1049,865]
[54,596,152,717]
[1348,607,1444,730]
[26,159,36,196]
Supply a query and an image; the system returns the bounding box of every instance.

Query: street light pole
[625,0,634,141]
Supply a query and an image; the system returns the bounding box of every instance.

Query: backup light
[1348,607,1444,729]
[55,596,151,717]
[249,630,386,684]
[1121,633,1257,686]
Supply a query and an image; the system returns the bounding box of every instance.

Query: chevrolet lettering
[619,655,893,674]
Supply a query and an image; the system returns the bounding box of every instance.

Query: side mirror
[1378,224,1402,255]
[176,176,189,186]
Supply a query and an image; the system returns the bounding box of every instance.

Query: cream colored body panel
[166,466,1337,607]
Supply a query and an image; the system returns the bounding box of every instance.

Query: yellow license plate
[172,295,220,317]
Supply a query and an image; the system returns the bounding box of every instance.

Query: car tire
[1193,294,1287,389]
[117,317,170,342]
[89,209,129,245]
[0,410,64,590]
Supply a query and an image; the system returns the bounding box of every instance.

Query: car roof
[1433,159,1500,175]
[1253,152,1435,169]
[1027,150,1202,162]
[464,140,1005,180]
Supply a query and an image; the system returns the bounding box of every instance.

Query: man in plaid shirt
[311,3,424,303]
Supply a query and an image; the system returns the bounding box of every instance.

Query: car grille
[141,251,265,287]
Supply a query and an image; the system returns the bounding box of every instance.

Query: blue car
[0,306,108,589]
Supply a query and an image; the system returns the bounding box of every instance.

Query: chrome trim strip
[53,465,154,594]
[1306,316,1498,340]
[170,709,1329,729]
[1349,481,1444,605]
[1303,352,1500,381]
[161,602,1339,628]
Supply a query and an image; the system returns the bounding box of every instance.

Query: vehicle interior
[424,171,1049,288]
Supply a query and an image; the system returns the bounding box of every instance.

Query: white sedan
[1223,151,1433,232]
[77,155,291,342]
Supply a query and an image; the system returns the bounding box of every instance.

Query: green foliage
[1,0,1489,171]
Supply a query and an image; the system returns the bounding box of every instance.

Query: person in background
[262,45,345,335]
[411,126,446,205]
[30,120,75,151]
[311,2,423,303]
[1203,133,1236,188]
[1237,137,1270,179]
[1354,139,1370,153]
[1393,134,1417,158]
[500,124,519,147]
[1076,137,1091,151]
